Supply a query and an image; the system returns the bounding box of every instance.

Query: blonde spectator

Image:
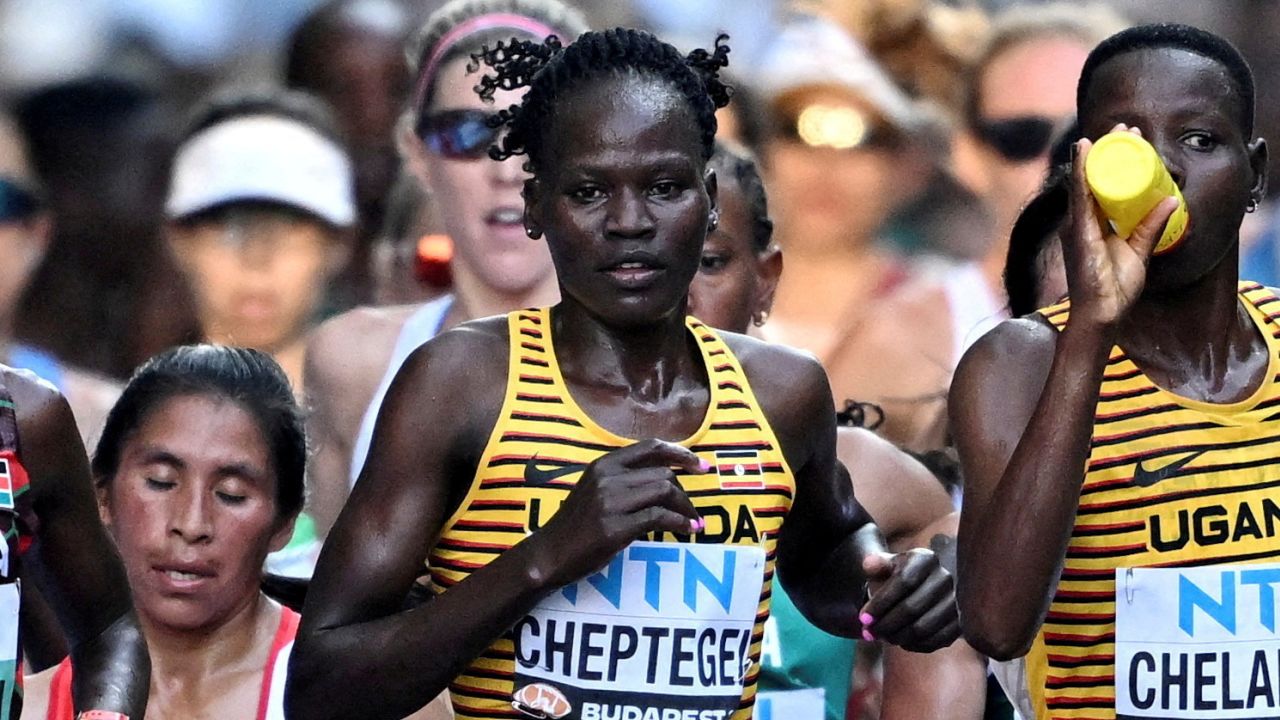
[303,0,589,539]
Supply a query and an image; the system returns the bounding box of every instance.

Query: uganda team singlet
[429,308,796,720]
[1008,283,1280,720]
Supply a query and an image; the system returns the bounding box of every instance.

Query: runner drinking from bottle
[952,24,1275,719]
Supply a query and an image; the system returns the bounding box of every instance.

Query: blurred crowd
[1,1,1275,719]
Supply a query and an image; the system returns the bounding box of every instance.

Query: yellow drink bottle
[1084,131,1189,254]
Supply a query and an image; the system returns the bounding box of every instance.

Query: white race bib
[1116,563,1280,718]
[0,582,17,720]
[753,689,824,719]
[513,541,766,720]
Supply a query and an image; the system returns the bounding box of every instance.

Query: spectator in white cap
[164,86,356,395]
[750,12,937,442]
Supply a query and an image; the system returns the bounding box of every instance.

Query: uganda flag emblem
[716,449,764,490]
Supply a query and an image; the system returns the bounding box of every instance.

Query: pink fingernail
[698,459,713,472]
[860,613,874,626]
[862,629,875,642]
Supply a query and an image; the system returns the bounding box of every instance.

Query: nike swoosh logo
[523,456,587,486]
[1133,450,1206,488]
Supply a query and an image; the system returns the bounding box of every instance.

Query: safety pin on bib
[1123,567,1136,605]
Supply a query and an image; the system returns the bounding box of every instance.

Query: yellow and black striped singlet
[1015,282,1280,719]
[427,308,796,720]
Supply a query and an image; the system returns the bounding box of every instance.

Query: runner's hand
[530,439,707,588]
[1064,124,1179,330]
[859,549,959,653]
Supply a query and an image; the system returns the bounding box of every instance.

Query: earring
[753,310,769,327]
[525,227,541,239]
[708,210,719,232]
[1247,198,1260,214]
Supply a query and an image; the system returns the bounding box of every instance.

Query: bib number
[1116,563,1280,718]
[513,541,766,720]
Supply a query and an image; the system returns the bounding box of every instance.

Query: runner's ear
[268,513,298,554]
[96,484,112,528]
[523,178,544,241]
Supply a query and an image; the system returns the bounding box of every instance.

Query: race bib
[753,689,824,719]
[0,582,17,720]
[512,541,766,720]
[1116,563,1280,718]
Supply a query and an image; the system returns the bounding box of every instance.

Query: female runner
[290,29,956,720]
[22,346,448,719]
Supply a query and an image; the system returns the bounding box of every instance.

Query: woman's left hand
[859,547,961,653]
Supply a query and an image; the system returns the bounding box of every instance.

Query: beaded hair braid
[469,28,733,169]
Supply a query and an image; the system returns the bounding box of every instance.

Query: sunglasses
[777,104,900,151]
[973,115,1070,162]
[0,177,40,222]
[417,109,501,160]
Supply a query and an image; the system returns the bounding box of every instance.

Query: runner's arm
[954,138,1178,660]
[303,316,375,538]
[288,330,546,720]
[879,514,985,720]
[949,317,1108,659]
[287,329,704,720]
[764,354,862,635]
[836,427,954,546]
[16,373,149,718]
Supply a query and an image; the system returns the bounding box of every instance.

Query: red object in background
[415,234,453,288]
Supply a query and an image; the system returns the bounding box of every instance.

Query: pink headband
[413,13,561,113]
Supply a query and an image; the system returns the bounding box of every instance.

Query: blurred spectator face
[0,121,47,322]
[0,181,46,319]
[765,87,924,253]
[405,56,553,297]
[288,0,411,226]
[169,205,342,352]
[971,35,1090,234]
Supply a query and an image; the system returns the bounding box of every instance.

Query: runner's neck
[144,594,281,695]
[550,301,703,407]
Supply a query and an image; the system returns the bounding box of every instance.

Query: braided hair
[470,28,733,170]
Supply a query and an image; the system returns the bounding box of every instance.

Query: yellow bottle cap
[1085,132,1159,204]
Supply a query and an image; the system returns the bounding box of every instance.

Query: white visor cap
[166,115,356,227]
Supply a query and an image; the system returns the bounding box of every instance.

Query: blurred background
[0,2,1270,716]
[0,0,1272,392]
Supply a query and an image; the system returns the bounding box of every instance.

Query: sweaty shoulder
[383,316,511,442]
[398,315,509,381]
[954,315,1057,372]
[2,365,78,447]
[306,304,422,393]
[0,366,86,507]
[721,330,831,413]
[720,331,833,468]
[949,315,1058,438]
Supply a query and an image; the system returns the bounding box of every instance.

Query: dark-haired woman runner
[290,29,957,720]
